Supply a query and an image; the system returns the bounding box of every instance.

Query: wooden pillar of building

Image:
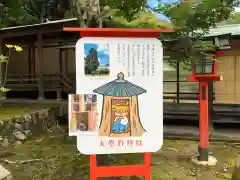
[28,44,32,75]
[32,44,36,75]
[59,49,63,74]
[37,32,44,100]
[176,60,180,103]
[64,49,69,76]
[28,42,36,76]
[57,48,63,100]
[0,36,4,86]
[28,43,34,83]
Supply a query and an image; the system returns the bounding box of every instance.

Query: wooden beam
[1,26,63,38]
[43,38,77,44]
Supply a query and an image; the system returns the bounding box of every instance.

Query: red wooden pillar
[199,81,209,161]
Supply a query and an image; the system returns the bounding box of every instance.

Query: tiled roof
[205,24,240,37]
[0,18,77,32]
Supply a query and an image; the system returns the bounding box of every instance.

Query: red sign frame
[64,27,175,180]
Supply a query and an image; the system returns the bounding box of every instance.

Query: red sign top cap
[63,27,175,38]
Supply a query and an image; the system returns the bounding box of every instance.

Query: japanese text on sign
[116,43,156,77]
[100,139,143,147]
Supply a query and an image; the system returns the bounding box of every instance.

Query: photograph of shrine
[93,72,147,137]
[69,94,98,134]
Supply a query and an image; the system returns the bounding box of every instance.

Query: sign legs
[90,153,151,180]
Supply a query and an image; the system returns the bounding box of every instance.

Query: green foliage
[154,0,240,68]
[0,0,171,29]
[70,0,172,28]
[0,44,23,95]
[24,0,71,22]
[0,55,8,63]
[111,11,173,28]
[219,12,240,24]
[0,0,37,27]
[104,0,148,21]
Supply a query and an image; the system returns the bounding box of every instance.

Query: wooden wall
[215,39,240,104]
[8,47,75,75]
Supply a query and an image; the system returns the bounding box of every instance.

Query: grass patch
[1,131,239,180]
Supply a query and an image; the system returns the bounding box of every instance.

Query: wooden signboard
[65,28,174,180]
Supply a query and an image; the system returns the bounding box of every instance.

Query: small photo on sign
[76,112,98,132]
[84,43,110,77]
[69,94,98,135]
[84,94,97,111]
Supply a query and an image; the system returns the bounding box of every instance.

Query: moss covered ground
[0,104,58,121]
[0,128,238,180]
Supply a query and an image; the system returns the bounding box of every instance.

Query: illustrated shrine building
[0,19,239,110]
[93,72,146,137]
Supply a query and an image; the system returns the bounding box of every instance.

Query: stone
[23,121,30,130]
[232,156,240,180]
[4,122,13,131]
[14,123,23,131]
[14,131,26,140]
[23,129,32,136]
[0,165,11,180]
[2,137,8,147]
[14,141,22,146]
[24,115,31,122]
[14,117,22,123]
[191,155,217,166]
[32,114,37,125]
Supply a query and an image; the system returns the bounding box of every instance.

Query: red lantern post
[188,55,223,162]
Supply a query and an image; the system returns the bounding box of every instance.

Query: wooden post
[198,81,209,161]
[0,36,4,86]
[28,43,32,74]
[59,49,63,74]
[56,48,63,100]
[64,49,69,76]
[56,90,62,101]
[176,60,180,103]
[32,44,36,75]
[28,43,32,83]
[37,32,44,100]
